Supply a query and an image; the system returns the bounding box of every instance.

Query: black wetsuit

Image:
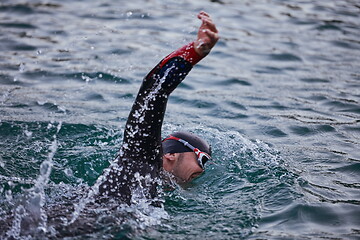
[97,42,203,205]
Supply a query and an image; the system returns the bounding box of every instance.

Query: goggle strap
[163,136,195,151]
[163,135,211,169]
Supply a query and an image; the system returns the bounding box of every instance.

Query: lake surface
[1,0,359,239]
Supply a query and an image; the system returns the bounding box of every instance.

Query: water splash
[4,122,61,239]
[81,73,93,83]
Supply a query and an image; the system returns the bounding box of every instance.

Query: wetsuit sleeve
[121,42,203,161]
[98,42,204,204]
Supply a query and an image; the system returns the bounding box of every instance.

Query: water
[1,0,359,239]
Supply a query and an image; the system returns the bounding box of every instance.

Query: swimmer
[97,11,219,205]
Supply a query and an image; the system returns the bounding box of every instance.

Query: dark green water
[1,0,359,239]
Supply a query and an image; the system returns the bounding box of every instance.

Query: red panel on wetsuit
[159,42,203,68]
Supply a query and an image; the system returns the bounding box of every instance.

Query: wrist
[194,40,211,57]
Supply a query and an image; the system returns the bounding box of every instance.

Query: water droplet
[64,168,73,177]
[5,189,12,201]
[40,161,52,176]
[24,129,33,137]
[0,157,4,168]
[37,226,46,234]
[126,11,133,17]
[57,106,66,113]
[81,74,92,82]
[19,63,26,73]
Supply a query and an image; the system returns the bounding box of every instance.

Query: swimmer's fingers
[202,18,218,34]
[198,12,212,24]
[198,12,218,34]
[198,11,210,19]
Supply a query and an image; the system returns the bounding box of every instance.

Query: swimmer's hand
[194,11,219,57]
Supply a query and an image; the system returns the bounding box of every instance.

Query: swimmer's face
[163,152,204,183]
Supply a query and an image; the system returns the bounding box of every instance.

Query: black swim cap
[162,131,211,156]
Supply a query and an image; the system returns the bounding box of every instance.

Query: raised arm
[98,12,218,204]
[120,11,219,163]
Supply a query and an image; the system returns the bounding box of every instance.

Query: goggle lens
[194,149,211,169]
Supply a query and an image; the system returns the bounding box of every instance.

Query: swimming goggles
[163,135,211,169]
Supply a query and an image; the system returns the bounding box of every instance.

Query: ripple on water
[289,125,314,136]
[109,48,134,55]
[323,99,360,114]
[65,72,131,84]
[0,38,37,51]
[251,101,290,111]
[261,125,288,138]
[83,93,107,102]
[209,107,248,120]
[0,3,34,14]
[315,22,343,31]
[227,101,247,111]
[170,95,216,109]
[0,2,60,15]
[257,203,360,238]
[289,124,336,137]
[177,81,194,90]
[330,163,360,179]
[300,77,330,83]
[254,66,284,74]
[0,74,24,86]
[268,53,302,62]
[0,22,37,29]
[222,78,252,86]
[17,70,131,85]
[36,101,68,114]
[332,39,360,50]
